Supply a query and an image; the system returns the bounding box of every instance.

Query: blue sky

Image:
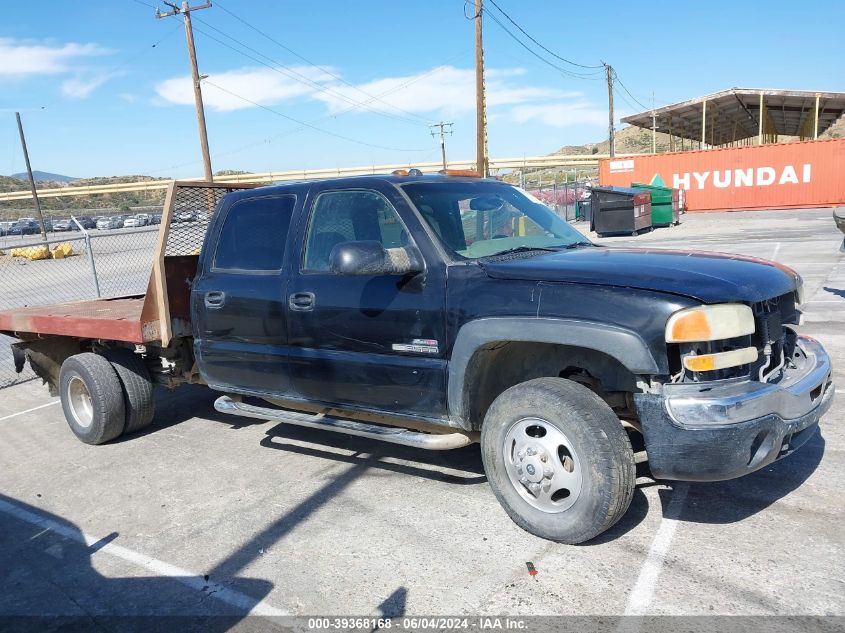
[2,0,843,179]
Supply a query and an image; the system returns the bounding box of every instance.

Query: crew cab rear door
[286,182,449,418]
[192,191,300,393]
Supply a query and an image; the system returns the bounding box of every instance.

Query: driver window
[303,190,408,271]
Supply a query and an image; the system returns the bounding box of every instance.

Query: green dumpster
[632,182,680,227]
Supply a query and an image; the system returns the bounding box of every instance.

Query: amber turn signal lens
[683,347,758,372]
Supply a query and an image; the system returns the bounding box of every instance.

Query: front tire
[481,377,635,544]
[59,353,126,445]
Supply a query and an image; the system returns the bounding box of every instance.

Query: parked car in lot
[76,216,96,230]
[124,213,151,228]
[0,175,833,545]
[0,221,13,236]
[96,216,124,230]
[175,210,197,223]
[52,218,75,232]
[150,214,162,225]
[8,220,40,235]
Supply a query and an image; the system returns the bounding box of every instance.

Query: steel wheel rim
[67,376,94,429]
[503,417,583,513]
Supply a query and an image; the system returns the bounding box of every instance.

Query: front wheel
[481,377,635,543]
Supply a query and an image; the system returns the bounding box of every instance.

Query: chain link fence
[523,179,596,223]
[0,222,158,388]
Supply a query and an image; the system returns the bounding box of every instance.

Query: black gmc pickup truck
[4,173,834,543]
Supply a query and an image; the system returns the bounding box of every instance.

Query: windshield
[401,181,590,259]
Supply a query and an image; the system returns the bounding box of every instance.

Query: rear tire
[103,348,155,434]
[59,353,125,445]
[481,377,635,544]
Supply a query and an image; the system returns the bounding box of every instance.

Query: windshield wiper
[482,242,594,258]
[482,245,560,258]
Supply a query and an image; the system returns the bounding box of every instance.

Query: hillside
[10,171,77,183]
[555,118,844,156]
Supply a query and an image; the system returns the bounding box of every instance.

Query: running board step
[214,395,474,450]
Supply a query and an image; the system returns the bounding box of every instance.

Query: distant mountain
[10,171,77,183]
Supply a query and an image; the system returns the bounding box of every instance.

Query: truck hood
[480,246,799,303]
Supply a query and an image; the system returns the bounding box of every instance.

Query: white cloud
[0,38,109,76]
[155,66,334,112]
[61,73,118,99]
[511,101,607,128]
[154,63,606,132]
[313,65,575,117]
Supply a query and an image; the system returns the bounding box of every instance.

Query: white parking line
[0,400,59,422]
[771,242,781,261]
[624,483,689,616]
[0,498,288,617]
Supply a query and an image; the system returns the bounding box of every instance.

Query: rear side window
[213,195,296,272]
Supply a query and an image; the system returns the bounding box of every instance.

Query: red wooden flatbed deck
[0,296,158,343]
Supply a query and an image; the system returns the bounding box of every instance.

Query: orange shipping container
[598,138,845,212]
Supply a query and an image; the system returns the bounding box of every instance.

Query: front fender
[447,317,661,427]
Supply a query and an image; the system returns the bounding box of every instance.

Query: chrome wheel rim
[67,376,94,429]
[503,417,583,513]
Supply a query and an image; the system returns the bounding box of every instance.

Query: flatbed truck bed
[0,296,152,344]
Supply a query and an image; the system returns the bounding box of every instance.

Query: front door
[192,193,298,394]
[287,185,448,418]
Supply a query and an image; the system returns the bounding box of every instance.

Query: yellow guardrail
[0,153,639,202]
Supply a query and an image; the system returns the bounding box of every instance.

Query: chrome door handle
[204,290,226,308]
[288,292,315,311]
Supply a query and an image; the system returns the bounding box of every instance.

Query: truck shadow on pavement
[0,494,277,628]
[260,422,487,486]
[124,384,824,543]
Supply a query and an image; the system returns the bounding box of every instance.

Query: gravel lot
[0,208,842,629]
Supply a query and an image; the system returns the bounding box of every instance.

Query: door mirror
[329,240,423,276]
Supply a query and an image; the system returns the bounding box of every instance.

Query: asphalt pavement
[0,208,842,629]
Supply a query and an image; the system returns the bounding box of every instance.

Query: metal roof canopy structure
[621,88,845,148]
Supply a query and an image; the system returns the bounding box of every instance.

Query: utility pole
[604,63,615,157]
[651,91,657,154]
[430,122,453,170]
[15,112,48,242]
[475,0,488,176]
[156,1,213,182]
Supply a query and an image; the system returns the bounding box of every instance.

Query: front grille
[750,292,798,383]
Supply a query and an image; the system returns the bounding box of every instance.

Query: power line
[212,0,432,125]
[139,49,471,176]
[613,85,641,113]
[612,71,650,111]
[483,8,603,81]
[202,80,432,153]
[484,0,603,70]
[189,16,429,128]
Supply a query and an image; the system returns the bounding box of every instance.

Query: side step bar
[214,395,475,450]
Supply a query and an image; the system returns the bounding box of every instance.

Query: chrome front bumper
[664,336,833,428]
[634,335,834,481]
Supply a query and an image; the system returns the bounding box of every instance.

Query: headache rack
[0,181,260,347]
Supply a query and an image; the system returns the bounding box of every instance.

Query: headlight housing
[666,304,755,343]
[666,304,758,376]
